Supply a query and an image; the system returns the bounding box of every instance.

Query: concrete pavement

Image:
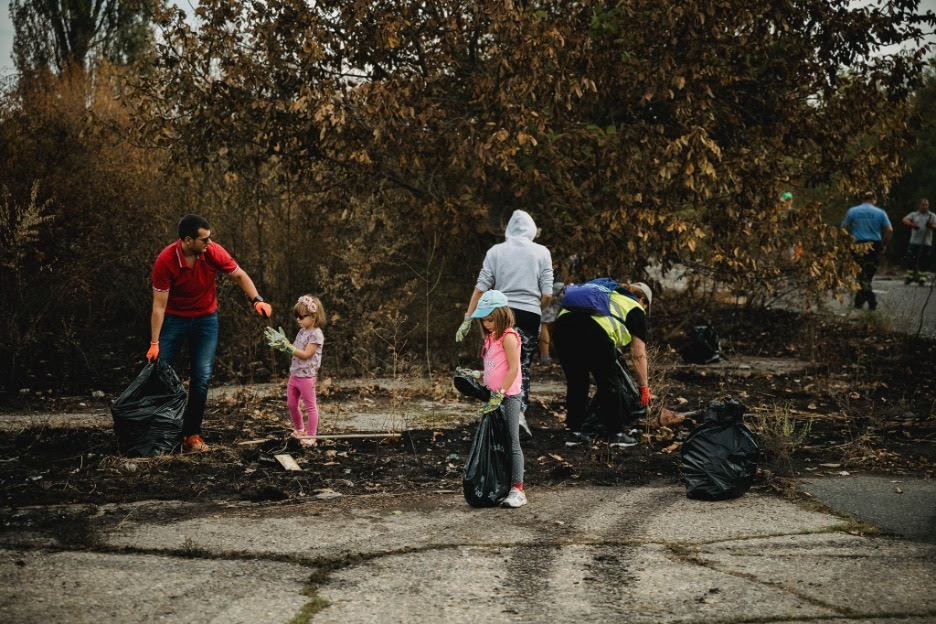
[2,483,935,623]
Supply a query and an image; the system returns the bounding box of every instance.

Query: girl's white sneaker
[501,487,527,508]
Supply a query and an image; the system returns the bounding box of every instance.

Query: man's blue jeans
[159,312,218,436]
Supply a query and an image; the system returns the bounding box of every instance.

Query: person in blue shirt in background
[842,191,893,310]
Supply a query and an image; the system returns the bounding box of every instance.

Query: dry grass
[752,405,812,476]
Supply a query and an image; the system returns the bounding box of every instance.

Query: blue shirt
[842,203,891,242]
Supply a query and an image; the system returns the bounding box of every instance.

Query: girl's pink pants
[287,376,319,435]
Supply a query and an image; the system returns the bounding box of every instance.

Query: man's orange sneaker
[182,434,209,453]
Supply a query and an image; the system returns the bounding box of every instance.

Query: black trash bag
[463,408,512,507]
[111,360,186,457]
[681,397,760,500]
[453,372,491,402]
[681,325,721,364]
[579,352,645,436]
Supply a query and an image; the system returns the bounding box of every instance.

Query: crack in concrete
[672,610,936,624]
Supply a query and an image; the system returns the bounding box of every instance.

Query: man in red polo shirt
[147,215,272,452]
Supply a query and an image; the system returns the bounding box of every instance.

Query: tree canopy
[140,0,935,295]
[2,1,935,389]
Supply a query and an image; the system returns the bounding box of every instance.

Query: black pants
[855,241,883,309]
[511,308,540,413]
[553,313,629,435]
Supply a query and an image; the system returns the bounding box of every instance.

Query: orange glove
[251,296,272,318]
[639,386,651,408]
[146,342,159,362]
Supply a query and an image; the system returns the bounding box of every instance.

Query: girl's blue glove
[481,390,505,414]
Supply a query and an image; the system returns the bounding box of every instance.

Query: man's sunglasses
[196,236,211,244]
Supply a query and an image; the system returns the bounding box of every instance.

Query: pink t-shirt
[482,327,522,396]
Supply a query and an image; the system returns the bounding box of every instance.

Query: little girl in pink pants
[284,295,325,447]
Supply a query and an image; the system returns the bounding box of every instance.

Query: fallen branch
[296,432,402,440]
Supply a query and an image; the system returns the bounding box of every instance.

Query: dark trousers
[906,243,933,281]
[511,308,541,414]
[855,242,883,309]
[158,312,219,436]
[553,313,628,435]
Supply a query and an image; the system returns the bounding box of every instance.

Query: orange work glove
[146,342,159,362]
[251,296,272,318]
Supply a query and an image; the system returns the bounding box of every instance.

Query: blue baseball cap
[470,290,510,318]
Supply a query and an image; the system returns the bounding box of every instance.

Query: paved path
[800,276,936,337]
[0,355,807,433]
[2,483,935,623]
[801,474,936,543]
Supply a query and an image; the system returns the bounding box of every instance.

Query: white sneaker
[501,487,527,508]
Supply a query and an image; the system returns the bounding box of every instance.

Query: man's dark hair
[861,191,876,202]
[178,215,211,240]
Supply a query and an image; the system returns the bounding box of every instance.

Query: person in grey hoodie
[456,210,554,435]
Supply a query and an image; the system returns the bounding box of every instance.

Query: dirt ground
[1,306,934,512]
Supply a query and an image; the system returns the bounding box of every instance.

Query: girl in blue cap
[471,289,527,508]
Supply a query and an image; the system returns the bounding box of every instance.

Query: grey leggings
[501,395,525,485]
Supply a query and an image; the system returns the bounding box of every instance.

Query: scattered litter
[92,390,105,398]
[314,489,342,500]
[895,487,903,494]
[837,471,851,476]
[274,454,302,471]
[662,441,682,454]
[819,463,841,468]
[236,439,268,446]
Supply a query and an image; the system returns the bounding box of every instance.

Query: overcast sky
[2,1,936,78]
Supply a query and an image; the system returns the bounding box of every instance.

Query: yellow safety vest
[558,291,645,349]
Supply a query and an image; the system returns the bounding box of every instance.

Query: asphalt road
[801,474,936,543]
[869,276,936,337]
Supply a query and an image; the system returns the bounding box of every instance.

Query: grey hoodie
[476,210,554,315]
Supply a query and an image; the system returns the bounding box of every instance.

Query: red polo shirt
[152,240,239,317]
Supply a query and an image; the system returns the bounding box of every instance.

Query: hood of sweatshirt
[504,210,537,243]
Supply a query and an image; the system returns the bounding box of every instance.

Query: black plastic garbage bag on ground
[463,409,512,507]
[111,360,186,457]
[681,397,760,500]
[681,325,722,364]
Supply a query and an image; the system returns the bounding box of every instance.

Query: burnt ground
[1,307,934,511]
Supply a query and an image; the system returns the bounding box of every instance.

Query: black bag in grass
[681,325,722,364]
[463,408,512,507]
[111,360,186,457]
[681,397,760,500]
